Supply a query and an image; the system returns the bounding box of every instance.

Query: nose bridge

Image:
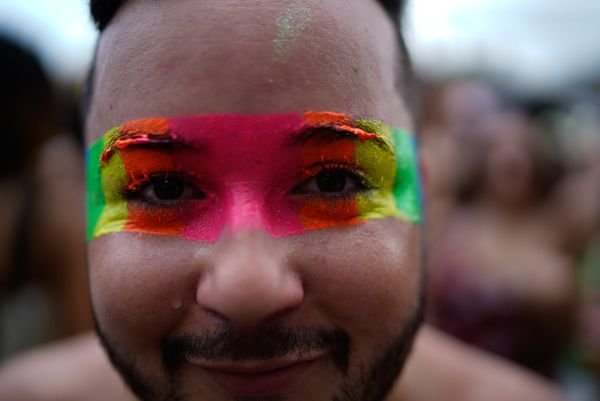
[226,181,270,234]
[196,228,303,328]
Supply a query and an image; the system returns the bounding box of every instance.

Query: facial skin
[86,1,422,401]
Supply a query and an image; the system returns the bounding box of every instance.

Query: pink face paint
[86,112,421,242]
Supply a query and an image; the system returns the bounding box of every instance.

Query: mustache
[162,325,350,374]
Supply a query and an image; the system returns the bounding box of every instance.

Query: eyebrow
[100,130,197,164]
[289,125,395,155]
[99,117,396,164]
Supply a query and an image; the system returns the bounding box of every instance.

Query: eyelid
[119,171,203,200]
[302,161,380,188]
[292,163,377,197]
[300,161,362,178]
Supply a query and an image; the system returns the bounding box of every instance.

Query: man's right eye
[128,175,205,204]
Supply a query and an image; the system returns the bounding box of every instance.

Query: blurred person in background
[419,79,503,250]
[0,34,93,359]
[550,98,600,398]
[422,78,600,386]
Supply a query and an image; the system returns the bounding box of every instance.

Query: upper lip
[186,350,328,375]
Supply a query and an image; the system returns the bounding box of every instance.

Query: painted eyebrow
[100,130,200,164]
[99,116,395,164]
[289,125,395,155]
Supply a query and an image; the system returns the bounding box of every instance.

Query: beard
[95,302,423,401]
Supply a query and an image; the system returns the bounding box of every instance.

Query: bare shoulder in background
[0,333,136,401]
[396,325,568,401]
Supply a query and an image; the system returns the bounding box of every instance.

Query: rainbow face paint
[86,111,421,242]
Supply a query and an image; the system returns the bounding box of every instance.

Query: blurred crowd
[421,79,600,399]
[0,34,90,357]
[0,33,598,400]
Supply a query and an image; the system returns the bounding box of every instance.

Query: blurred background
[0,0,598,400]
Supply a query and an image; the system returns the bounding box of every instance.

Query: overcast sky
[1,0,599,93]
[406,0,600,93]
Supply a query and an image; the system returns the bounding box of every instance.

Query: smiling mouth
[186,351,327,396]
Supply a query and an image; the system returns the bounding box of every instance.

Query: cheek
[294,220,421,340]
[88,234,203,348]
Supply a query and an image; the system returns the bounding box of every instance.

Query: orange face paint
[86,112,421,242]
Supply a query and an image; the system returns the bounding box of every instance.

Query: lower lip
[204,359,317,396]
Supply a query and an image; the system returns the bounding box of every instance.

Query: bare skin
[0,333,136,401]
[0,326,567,401]
[395,326,568,401]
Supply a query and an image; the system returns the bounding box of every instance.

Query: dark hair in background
[0,34,57,292]
[83,0,413,119]
[0,34,55,179]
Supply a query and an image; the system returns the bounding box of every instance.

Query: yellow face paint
[86,112,422,242]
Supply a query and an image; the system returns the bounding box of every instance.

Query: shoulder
[393,325,568,401]
[0,332,136,401]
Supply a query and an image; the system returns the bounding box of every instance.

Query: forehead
[87,0,410,142]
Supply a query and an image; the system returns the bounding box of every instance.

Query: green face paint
[86,112,422,242]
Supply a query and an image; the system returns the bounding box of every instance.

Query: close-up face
[86,1,422,401]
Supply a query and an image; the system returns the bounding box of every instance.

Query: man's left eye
[294,168,367,195]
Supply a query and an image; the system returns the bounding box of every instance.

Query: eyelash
[116,162,376,207]
[292,162,376,198]
[119,172,205,206]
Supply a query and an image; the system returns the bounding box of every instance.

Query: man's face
[86,1,422,401]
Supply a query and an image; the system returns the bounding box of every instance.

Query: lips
[187,351,327,396]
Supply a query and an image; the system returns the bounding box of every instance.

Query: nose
[196,229,304,329]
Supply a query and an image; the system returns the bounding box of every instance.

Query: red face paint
[86,112,421,242]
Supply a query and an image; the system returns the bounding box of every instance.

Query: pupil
[316,170,347,193]
[153,178,184,200]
